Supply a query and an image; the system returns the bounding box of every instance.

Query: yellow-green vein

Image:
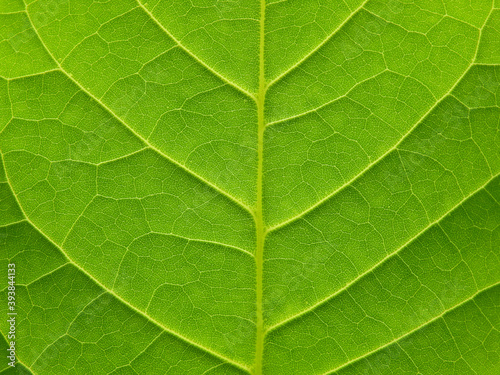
[254,0,267,373]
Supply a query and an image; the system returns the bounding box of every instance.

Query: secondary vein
[21,7,254,216]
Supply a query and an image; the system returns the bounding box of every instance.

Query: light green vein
[265,69,389,127]
[485,189,500,206]
[58,6,142,64]
[362,6,480,31]
[129,231,255,258]
[253,0,267,373]
[0,219,27,228]
[21,263,69,286]
[20,9,253,216]
[136,0,256,100]
[266,3,495,233]
[201,363,228,375]
[155,232,254,257]
[266,172,499,333]
[0,68,60,81]
[267,8,492,233]
[439,225,480,292]
[266,0,370,88]
[128,331,165,368]
[0,150,251,374]
[395,343,420,374]
[94,148,150,166]
[28,290,107,368]
[3,2,497,374]
[323,281,500,375]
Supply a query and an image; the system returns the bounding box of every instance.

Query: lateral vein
[136,0,256,100]
[20,9,253,216]
[267,0,370,88]
[322,282,500,375]
[266,172,499,333]
[0,152,252,374]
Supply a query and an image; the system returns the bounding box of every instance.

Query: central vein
[254,0,266,373]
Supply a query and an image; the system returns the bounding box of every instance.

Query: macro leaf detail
[0,1,499,374]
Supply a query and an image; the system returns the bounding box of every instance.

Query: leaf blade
[1,1,499,374]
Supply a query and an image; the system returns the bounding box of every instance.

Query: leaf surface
[0,1,499,374]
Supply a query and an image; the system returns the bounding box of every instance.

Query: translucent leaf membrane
[0,1,499,374]
[264,176,500,374]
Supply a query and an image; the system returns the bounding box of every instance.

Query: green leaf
[1,1,499,374]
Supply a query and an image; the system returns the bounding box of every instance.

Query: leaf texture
[0,0,499,374]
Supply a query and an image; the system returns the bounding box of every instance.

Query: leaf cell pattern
[0,0,499,374]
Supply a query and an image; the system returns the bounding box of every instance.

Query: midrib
[254,0,267,373]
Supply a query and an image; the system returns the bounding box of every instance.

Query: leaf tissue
[1,0,499,374]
